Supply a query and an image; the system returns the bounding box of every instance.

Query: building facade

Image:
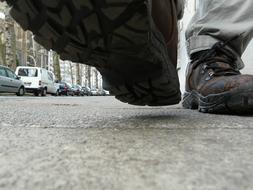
[0,2,54,71]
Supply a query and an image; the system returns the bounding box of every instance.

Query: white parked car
[15,66,57,96]
[90,88,99,96]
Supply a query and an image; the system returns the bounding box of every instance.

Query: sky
[0,12,5,19]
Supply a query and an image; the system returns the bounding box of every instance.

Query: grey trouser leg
[186,0,253,69]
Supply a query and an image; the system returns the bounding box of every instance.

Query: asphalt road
[0,96,253,190]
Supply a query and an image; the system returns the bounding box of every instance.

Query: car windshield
[18,68,38,77]
[66,83,72,88]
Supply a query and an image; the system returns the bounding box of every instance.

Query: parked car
[103,90,110,96]
[71,85,79,96]
[58,82,74,96]
[72,84,84,96]
[82,86,92,96]
[90,88,99,96]
[98,89,110,96]
[54,81,61,96]
[15,66,57,96]
[0,65,25,96]
[77,85,85,96]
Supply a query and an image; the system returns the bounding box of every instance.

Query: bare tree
[53,52,61,81]
[20,30,27,66]
[83,65,92,88]
[69,62,74,84]
[0,31,5,65]
[0,4,7,66]
[87,66,91,88]
[4,8,17,69]
[76,63,81,85]
[94,69,99,89]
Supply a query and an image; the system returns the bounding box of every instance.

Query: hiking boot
[5,0,181,106]
[183,41,253,114]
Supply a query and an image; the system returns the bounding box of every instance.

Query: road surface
[0,96,253,190]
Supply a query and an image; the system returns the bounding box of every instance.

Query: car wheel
[55,90,59,96]
[16,87,25,96]
[41,88,47,97]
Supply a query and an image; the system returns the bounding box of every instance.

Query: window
[18,68,38,77]
[6,69,16,79]
[0,67,7,77]
[48,72,53,81]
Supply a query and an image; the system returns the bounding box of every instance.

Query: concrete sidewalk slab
[0,96,252,190]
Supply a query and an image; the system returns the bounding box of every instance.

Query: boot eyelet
[201,65,207,74]
[209,71,214,77]
[205,76,211,81]
[205,72,214,80]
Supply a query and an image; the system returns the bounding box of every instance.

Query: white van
[15,66,57,96]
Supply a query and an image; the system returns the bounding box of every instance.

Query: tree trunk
[69,62,74,84]
[5,10,17,70]
[84,65,91,88]
[94,69,99,89]
[76,63,81,85]
[87,66,91,88]
[21,30,27,66]
[53,52,61,81]
[0,32,5,65]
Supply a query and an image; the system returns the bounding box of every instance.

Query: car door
[0,66,8,92]
[47,71,56,93]
[5,68,20,93]
[47,71,53,93]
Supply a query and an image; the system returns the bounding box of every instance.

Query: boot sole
[182,82,253,114]
[6,0,181,106]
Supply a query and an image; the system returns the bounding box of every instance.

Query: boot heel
[182,91,199,110]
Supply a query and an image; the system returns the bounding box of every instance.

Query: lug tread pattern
[183,89,253,115]
[6,0,181,106]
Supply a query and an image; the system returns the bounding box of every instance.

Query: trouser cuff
[186,35,244,70]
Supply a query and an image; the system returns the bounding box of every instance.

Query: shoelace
[193,36,242,78]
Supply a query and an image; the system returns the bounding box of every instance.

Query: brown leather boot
[183,41,253,114]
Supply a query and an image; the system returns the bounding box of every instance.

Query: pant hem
[186,35,245,70]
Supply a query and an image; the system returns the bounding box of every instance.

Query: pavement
[0,96,253,190]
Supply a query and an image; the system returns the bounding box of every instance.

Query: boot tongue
[191,45,240,76]
[213,61,231,69]
[207,48,240,76]
[210,60,240,76]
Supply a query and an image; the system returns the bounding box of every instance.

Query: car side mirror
[17,76,21,80]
